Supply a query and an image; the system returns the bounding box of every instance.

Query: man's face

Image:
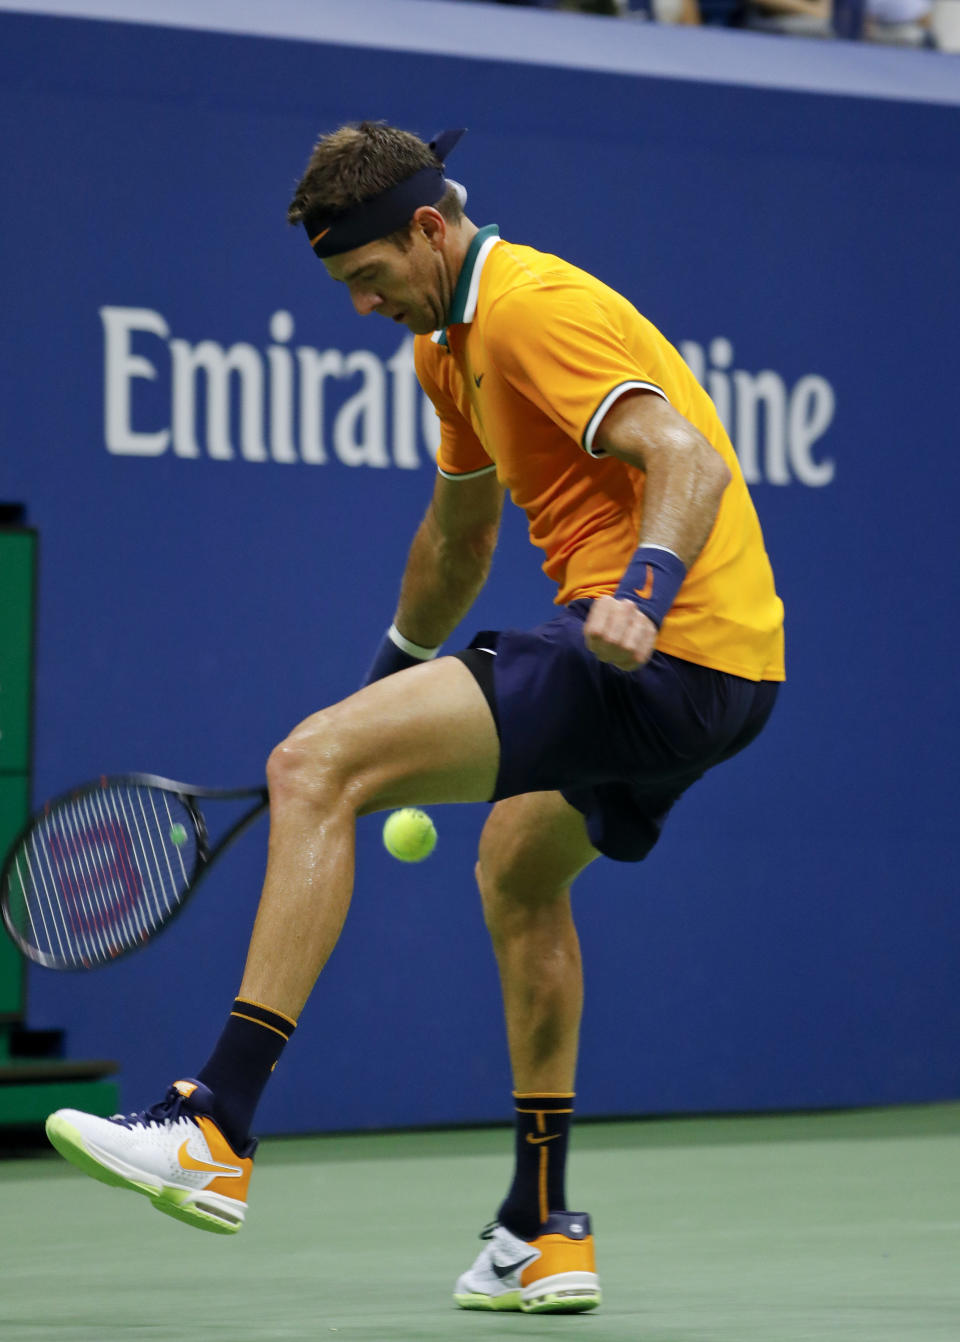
[323,223,449,336]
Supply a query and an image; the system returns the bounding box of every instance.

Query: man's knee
[266,709,355,810]
[475,829,526,908]
[475,836,568,934]
[475,794,598,938]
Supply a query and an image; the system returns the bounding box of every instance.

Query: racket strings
[6,785,197,969]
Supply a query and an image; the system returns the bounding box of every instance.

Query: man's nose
[352,290,382,316]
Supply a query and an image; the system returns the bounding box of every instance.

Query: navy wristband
[362,625,439,687]
[614,545,687,629]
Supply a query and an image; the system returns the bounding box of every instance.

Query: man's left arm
[584,390,731,671]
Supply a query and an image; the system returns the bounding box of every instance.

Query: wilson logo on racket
[47,819,142,938]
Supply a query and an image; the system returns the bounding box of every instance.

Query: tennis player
[46,122,784,1314]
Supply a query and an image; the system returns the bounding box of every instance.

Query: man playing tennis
[47,122,784,1314]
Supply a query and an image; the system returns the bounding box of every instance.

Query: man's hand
[584,596,659,672]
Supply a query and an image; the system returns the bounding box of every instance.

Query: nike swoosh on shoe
[492,1254,537,1280]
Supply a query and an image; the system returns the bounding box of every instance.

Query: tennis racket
[0,774,268,971]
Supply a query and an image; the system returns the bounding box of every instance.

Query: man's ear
[413,206,446,248]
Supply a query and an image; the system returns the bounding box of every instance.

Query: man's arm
[584,390,732,672]
[395,470,505,646]
[363,470,504,684]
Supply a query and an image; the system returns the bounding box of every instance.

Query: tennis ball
[169,822,188,847]
[382,808,437,863]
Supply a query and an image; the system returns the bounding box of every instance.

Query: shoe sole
[45,1115,245,1235]
[454,1292,601,1313]
[455,1276,601,1314]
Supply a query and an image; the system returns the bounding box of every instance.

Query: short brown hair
[287,120,463,248]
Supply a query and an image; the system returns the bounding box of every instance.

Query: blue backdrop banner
[1,9,958,1133]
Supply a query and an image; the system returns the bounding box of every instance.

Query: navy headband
[304,128,467,259]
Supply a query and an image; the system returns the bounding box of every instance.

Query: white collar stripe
[462,235,500,325]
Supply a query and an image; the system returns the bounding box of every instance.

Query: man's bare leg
[477,790,598,1095]
[239,655,500,1018]
[474,791,598,1235]
[179,653,501,1151]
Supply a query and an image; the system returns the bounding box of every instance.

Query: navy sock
[196,997,297,1149]
[497,1092,574,1239]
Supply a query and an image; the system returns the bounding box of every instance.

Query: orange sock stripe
[539,1145,549,1224]
[235,997,298,1029]
[515,1107,574,1115]
[513,1092,575,1099]
[229,1011,291,1042]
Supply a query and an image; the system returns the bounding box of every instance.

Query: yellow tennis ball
[382,808,437,863]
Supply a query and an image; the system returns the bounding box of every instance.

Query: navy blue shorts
[455,599,779,863]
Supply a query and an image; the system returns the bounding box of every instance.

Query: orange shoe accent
[188,1116,253,1201]
[173,1080,198,1099]
[520,1234,596,1287]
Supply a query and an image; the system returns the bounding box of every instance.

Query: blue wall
[2,10,958,1132]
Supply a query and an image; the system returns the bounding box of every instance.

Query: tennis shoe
[454,1211,601,1313]
[45,1079,255,1234]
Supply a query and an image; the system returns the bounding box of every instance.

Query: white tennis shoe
[454,1212,601,1312]
[45,1078,254,1234]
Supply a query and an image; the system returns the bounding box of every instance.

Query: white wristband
[636,543,683,562]
[387,623,440,660]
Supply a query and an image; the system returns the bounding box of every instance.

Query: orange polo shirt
[414,226,784,682]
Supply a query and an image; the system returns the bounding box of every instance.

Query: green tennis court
[2,1103,958,1341]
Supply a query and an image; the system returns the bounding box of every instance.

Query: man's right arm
[363,470,504,684]
[395,470,505,646]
